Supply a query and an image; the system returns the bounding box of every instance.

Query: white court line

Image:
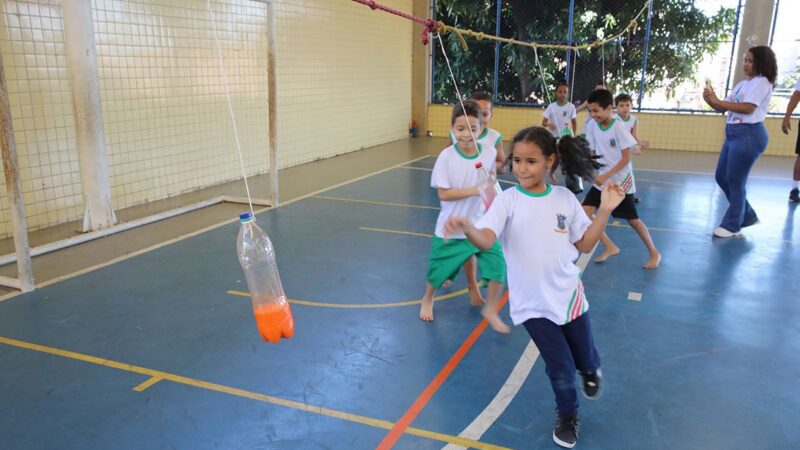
[635,167,789,181]
[442,247,598,449]
[0,155,430,303]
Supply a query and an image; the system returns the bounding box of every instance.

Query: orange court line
[376,291,510,450]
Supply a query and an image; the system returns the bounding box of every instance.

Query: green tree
[433,0,736,105]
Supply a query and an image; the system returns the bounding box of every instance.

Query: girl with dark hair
[703,46,777,237]
[445,126,620,448]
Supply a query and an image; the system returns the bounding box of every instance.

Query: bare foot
[643,252,661,270]
[441,279,452,288]
[482,306,510,334]
[419,297,434,321]
[468,285,486,307]
[594,246,621,263]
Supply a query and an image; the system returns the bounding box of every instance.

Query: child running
[420,100,507,332]
[445,126,618,448]
[583,89,661,269]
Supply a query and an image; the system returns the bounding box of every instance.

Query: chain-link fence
[432,0,798,115]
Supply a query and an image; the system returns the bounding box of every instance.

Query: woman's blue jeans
[715,122,768,232]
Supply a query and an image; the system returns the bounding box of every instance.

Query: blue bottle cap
[239,211,253,222]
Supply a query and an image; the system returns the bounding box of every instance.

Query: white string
[207,0,254,216]
[533,46,552,105]
[435,34,480,152]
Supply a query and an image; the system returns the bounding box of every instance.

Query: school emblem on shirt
[555,213,568,233]
[562,111,568,117]
[610,138,617,147]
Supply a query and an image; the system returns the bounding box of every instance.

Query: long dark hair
[508,127,602,180]
[748,46,777,85]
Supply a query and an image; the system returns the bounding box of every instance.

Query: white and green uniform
[475,185,592,325]
[543,101,577,138]
[615,113,637,136]
[585,118,638,193]
[450,127,503,154]
[430,143,498,239]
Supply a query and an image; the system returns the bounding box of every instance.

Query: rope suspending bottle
[208,0,294,343]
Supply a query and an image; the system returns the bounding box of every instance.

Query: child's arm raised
[574,184,625,253]
[444,217,497,250]
[438,186,479,202]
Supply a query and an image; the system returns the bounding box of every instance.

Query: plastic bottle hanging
[236,212,295,343]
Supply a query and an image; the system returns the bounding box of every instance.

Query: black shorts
[582,186,639,220]
[796,119,800,155]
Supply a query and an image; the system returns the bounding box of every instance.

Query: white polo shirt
[431,143,498,239]
[615,113,637,135]
[585,118,638,193]
[725,76,773,124]
[475,185,592,325]
[544,101,577,137]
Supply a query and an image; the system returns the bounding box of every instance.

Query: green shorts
[426,236,506,289]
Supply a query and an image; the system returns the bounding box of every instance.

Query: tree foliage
[432,0,736,105]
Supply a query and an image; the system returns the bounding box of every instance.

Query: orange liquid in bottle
[253,302,295,343]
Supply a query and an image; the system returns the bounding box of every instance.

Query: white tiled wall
[0,0,412,239]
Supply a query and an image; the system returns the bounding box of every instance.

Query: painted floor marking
[628,292,643,302]
[359,226,432,238]
[314,195,439,210]
[0,335,510,450]
[227,284,480,309]
[376,293,511,449]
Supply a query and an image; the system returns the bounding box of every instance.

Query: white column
[62,0,116,232]
[732,0,776,86]
[0,51,34,292]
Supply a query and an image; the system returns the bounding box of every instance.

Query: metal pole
[62,0,117,232]
[0,51,34,292]
[492,0,501,103]
[565,0,575,84]
[636,0,654,112]
[768,0,780,46]
[266,1,278,206]
[725,0,743,97]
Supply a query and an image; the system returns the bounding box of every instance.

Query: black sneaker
[790,188,800,204]
[581,369,603,400]
[553,412,579,448]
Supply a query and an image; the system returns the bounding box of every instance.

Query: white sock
[793,180,799,189]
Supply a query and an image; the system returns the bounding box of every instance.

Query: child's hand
[632,145,642,155]
[444,216,472,239]
[594,173,609,187]
[547,122,557,131]
[639,139,650,150]
[598,184,625,213]
[783,117,792,135]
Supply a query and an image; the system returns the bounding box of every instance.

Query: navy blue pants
[715,123,768,232]
[523,312,600,416]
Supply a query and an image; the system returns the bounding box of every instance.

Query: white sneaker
[713,227,741,238]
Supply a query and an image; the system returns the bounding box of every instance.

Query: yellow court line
[313,195,440,210]
[0,336,509,450]
[133,376,163,392]
[227,285,477,308]
[359,226,432,238]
